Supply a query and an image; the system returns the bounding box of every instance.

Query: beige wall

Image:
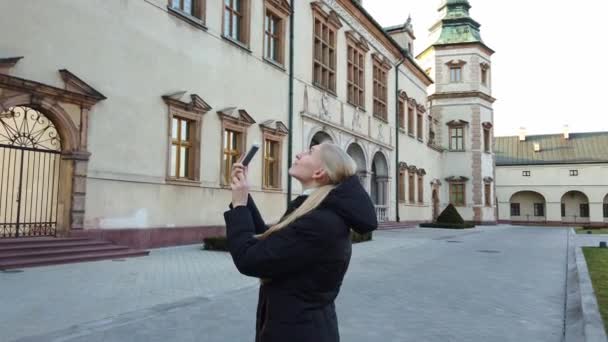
[496,163,608,224]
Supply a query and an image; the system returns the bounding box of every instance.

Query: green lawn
[575,228,608,235]
[583,247,608,331]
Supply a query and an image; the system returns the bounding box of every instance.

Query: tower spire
[431,0,484,46]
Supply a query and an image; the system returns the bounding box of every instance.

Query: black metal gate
[0,106,61,238]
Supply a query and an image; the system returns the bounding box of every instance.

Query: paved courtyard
[0,225,587,342]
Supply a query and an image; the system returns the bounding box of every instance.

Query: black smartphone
[240,143,260,166]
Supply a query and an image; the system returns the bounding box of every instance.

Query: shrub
[351,231,372,243]
[436,204,465,224]
[419,222,475,229]
[203,236,228,251]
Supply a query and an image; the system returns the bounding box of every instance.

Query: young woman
[224,142,377,342]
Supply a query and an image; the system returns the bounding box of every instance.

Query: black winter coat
[224,175,377,342]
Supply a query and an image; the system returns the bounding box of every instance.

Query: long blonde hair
[257,142,357,240]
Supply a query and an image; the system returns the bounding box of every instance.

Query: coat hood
[321,175,378,234]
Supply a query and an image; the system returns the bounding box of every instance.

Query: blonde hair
[257,142,357,240]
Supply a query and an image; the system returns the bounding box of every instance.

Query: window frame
[346,32,368,110]
[580,203,590,218]
[569,170,579,176]
[168,0,206,27]
[603,203,608,218]
[510,203,521,216]
[398,93,407,131]
[398,170,406,203]
[163,94,210,185]
[480,62,490,86]
[449,125,465,151]
[407,100,415,136]
[218,108,255,187]
[534,203,545,217]
[263,0,290,67]
[522,170,531,177]
[372,54,390,122]
[417,174,424,204]
[484,182,492,207]
[450,182,466,207]
[311,4,341,95]
[260,121,288,191]
[446,60,466,84]
[223,0,251,47]
[408,171,416,203]
[416,108,424,141]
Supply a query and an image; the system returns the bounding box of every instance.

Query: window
[408,172,415,203]
[170,117,195,179]
[373,56,389,121]
[450,67,462,83]
[561,203,566,217]
[417,175,423,203]
[417,110,423,141]
[263,0,289,65]
[480,63,490,86]
[224,0,250,45]
[264,12,282,63]
[510,203,520,216]
[604,203,608,218]
[450,183,465,207]
[346,36,367,108]
[223,129,243,184]
[263,138,280,188]
[580,203,589,218]
[218,108,255,186]
[163,93,209,183]
[407,104,415,136]
[569,170,579,176]
[398,98,406,130]
[534,203,545,217]
[398,170,406,202]
[170,0,204,20]
[522,171,531,177]
[484,183,492,207]
[449,126,464,151]
[483,127,491,152]
[312,4,341,94]
[260,121,287,189]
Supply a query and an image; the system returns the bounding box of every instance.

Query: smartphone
[240,143,260,166]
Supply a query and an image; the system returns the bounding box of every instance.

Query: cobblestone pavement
[1,226,571,342]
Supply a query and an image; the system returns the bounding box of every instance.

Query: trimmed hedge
[436,204,465,224]
[419,222,475,229]
[203,236,228,251]
[203,230,373,251]
[351,231,373,243]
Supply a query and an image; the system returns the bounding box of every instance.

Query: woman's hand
[231,163,249,208]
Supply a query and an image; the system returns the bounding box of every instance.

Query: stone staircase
[378,221,417,230]
[0,237,149,270]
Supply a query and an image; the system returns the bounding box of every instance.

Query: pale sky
[364,0,608,137]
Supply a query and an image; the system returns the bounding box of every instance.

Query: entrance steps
[378,221,416,230]
[0,237,149,270]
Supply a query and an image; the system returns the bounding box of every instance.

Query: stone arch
[370,151,389,222]
[509,191,546,222]
[308,127,336,148]
[0,94,80,152]
[561,190,590,223]
[346,142,367,189]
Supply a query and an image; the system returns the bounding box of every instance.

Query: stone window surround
[167,0,207,30]
[217,107,256,187]
[263,0,291,67]
[416,103,426,142]
[446,59,467,83]
[311,2,342,95]
[222,0,252,49]
[259,120,288,191]
[162,93,211,185]
[447,119,468,151]
[480,62,490,86]
[345,30,369,110]
[397,91,407,131]
[446,176,469,207]
[407,98,416,137]
[372,53,391,123]
[482,121,493,153]
[483,176,493,207]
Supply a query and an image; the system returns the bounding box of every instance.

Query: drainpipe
[287,0,295,207]
[395,55,406,222]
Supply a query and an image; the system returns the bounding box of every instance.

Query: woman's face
[289,144,327,184]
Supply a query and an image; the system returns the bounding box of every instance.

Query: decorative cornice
[429,91,496,103]
[407,165,418,173]
[0,72,105,107]
[217,107,256,126]
[162,92,211,115]
[398,162,408,171]
[446,119,469,127]
[260,119,289,136]
[265,0,291,17]
[345,31,370,52]
[445,59,467,67]
[59,69,106,100]
[372,53,392,70]
[407,98,417,107]
[445,176,469,182]
[311,2,343,29]
[482,122,493,129]
[398,90,408,100]
[417,168,426,176]
[416,104,426,113]
[483,176,494,183]
[0,56,23,73]
[480,62,490,70]
[430,178,442,186]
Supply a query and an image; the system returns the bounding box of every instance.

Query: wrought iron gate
[0,106,61,238]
